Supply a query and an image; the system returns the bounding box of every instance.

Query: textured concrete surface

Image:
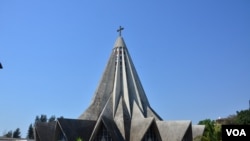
[35,36,204,141]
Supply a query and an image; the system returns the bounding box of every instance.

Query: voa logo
[226,129,246,136]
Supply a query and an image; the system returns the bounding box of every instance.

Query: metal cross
[117,26,124,36]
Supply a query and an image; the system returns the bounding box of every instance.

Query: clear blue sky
[1,0,249,138]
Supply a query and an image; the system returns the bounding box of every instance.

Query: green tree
[224,115,237,124]
[58,116,64,119]
[76,137,83,141]
[35,114,48,124]
[13,128,21,138]
[216,114,237,125]
[35,115,40,123]
[31,114,64,139]
[48,115,56,122]
[27,124,34,139]
[214,124,221,141]
[3,130,12,138]
[198,119,221,141]
[40,114,47,122]
[236,109,250,125]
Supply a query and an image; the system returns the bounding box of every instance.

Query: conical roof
[79,36,161,121]
[34,32,205,141]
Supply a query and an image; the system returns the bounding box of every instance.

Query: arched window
[94,123,112,141]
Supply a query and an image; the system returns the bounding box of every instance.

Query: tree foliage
[76,137,83,141]
[236,109,250,125]
[13,128,21,138]
[216,115,237,125]
[35,114,60,124]
[3,128,21,138]
[198,119,221,141]
[216,109,250,125]
[27,124,34,139]
[29,114,63,139]
[48,115,56,122]
[197,109,250,141]
[3,130,12,138]
[35,114,47,123]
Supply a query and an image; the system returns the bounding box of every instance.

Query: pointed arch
[182,124,192,141]
[93,122,113,141]
[142,121,162,141]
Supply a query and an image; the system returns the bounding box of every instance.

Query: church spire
[79,31,161,121]
[34,28,205,141]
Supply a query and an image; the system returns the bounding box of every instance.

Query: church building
[34,27,204,141]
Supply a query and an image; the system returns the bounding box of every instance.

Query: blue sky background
[1,0,250,138]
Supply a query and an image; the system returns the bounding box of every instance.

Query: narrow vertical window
[94,123,113,141]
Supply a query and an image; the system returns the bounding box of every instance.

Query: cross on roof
[117,26,124,36]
